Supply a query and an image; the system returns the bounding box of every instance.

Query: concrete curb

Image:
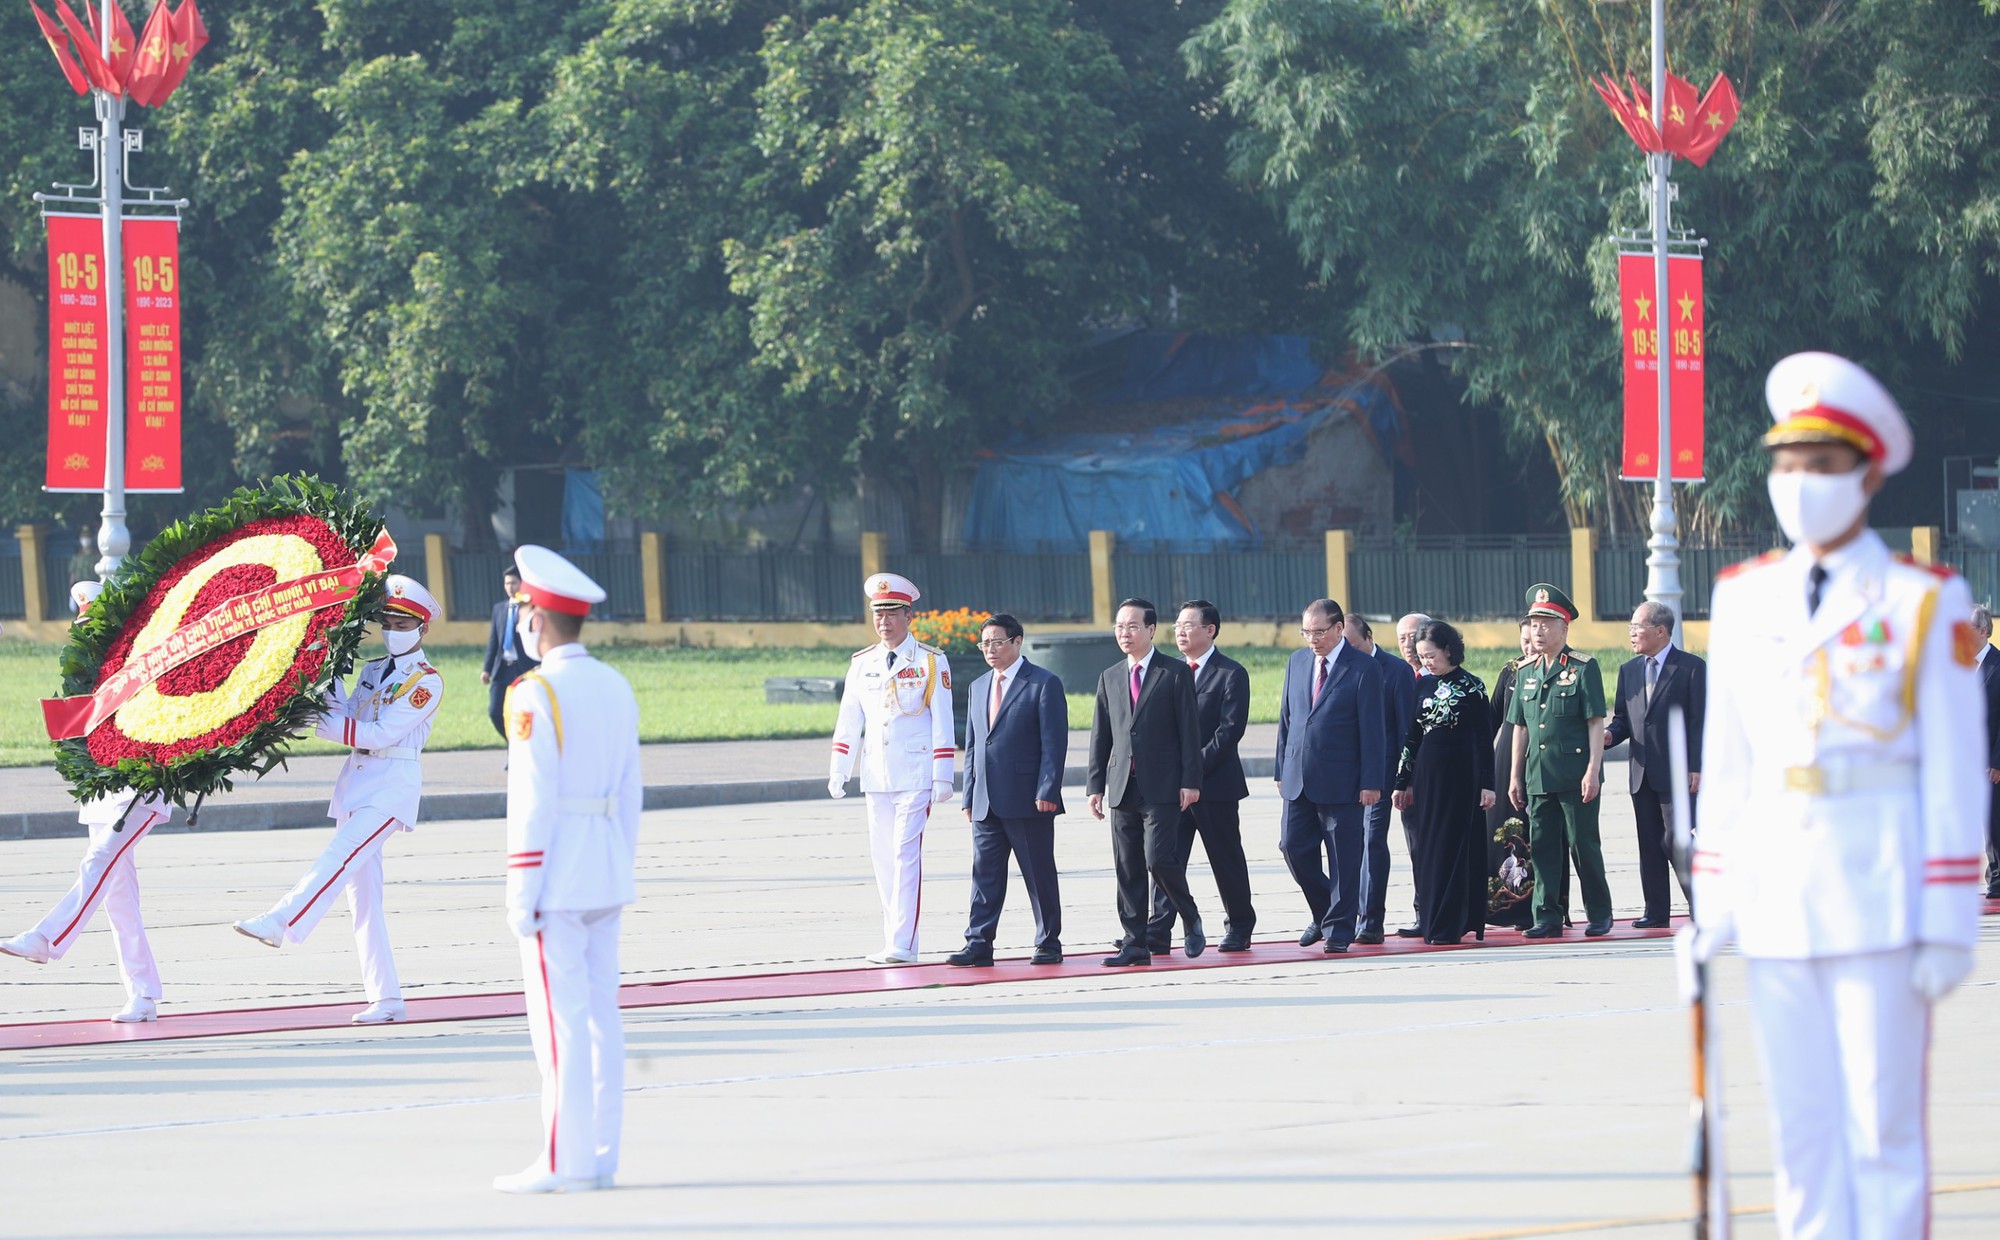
[0,758,1284,843]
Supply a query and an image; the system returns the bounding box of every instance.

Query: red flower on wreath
[86,515,357,766]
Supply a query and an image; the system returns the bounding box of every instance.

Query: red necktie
[1188,659,1199,675]
[990,671,1005,725]
[1130,662,1142,705]
[1312,655,1328,704]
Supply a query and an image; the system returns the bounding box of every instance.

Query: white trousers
[866,790,929,956]
[32,808,168,1000]
[521,908,624,1182]
[266,812,407,1003]
[1745,947,1930,1240]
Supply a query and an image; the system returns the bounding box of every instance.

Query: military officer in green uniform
[1506,583,1614,937]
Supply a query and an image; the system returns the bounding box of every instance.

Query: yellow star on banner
[1678,449,1695,462]
[1633,294,1652,321]
[1634,453,1652,468]
[111,34,129,56]
[1676,292,1696,322]
[171,38,190,63]
[1704,110,1725,131]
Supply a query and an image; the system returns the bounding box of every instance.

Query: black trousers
[1111,792,1199,944]
[964,814,1062,951]
[487,660,536,737]
[1631,788,1692,919]
[1147,797,1255,947]
[1985,785,2000,896]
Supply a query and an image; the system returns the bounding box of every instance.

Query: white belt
[1772,758,1917,797]
[558,796,617,817]
[354,746,419,760]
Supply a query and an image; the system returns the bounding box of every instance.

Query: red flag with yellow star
[29,1,91,95]
[1678,74,1741,167]
[125,0,174,106]
[148,0,208,103]
[1657,72,1703,156]
[1619,252,1706,482]
[84,0,138,86]
[51,0,119,94]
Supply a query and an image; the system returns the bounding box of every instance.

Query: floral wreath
[48,475,390,805]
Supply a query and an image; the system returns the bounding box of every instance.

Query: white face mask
[515,613,540,660]
[382,626,423,657]
[1768,467,1870,547]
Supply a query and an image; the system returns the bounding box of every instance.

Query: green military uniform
[1505,584,1614,931]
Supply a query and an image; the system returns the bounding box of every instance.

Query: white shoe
[111,996,157,1023]
[232,913,286,949]
[865,949,917,965]
[350,1000,406,1025]
[0,931,52,964]
[492,1165,604,1194]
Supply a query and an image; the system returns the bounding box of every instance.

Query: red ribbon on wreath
[42,529,396,740]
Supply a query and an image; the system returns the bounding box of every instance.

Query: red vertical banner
[122,216,183,492]
[1618,251,1706,482]
[45,214,110,491]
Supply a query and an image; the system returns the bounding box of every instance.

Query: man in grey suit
[1343,614,1417,943]
[1604,601,1705,927]
[1276,598,1386,953]
[1088,598,1204,967]
[950,614,1068,966]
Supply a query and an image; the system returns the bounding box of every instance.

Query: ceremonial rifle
[1667,705,1728,1238]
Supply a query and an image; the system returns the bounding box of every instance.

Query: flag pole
[1642,0,1683,630]
[93,0,130,580]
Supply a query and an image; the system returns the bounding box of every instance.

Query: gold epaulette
[915,641,943,656]
[1716,549,1786,582]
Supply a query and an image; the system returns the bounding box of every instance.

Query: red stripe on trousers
[51,812,160,948]
[287,818,396,928]
[537,930,558,1173]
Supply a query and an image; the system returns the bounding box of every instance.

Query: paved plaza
[2,777,1997,1237]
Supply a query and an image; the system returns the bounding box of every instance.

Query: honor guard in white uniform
[232,574,444,1026]
[493,545,642,1195]
[829,573,956,964]
[1694,353,1985,1239]
[0,581,175,1023]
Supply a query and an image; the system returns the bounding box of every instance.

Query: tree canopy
[1,1,1996,542]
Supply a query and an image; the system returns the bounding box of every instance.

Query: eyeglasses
[1112,624,1150,634]
[1171,623,1211,633]
[1300,626,1334,639]
[975,638,1017,650]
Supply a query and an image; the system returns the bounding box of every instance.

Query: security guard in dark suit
[1975,605,2000,897]
[1505,583,1613,937]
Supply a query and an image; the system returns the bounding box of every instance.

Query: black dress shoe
[1217,935,1252,953]
[1322,940,1350,954]
[1631,916,1670,929]
[1353,930,1385,945]
[1394,926,1424,938]
[1585,920,1612,937]
[1102,945,1152,967]
[946,946,994,967]
[1523,923,1563,939]
[1298,925,1324,947]
[1183,919,1207,959]
[1029,946,1063,965]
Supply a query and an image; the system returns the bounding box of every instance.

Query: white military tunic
[830,635,955,956]
[505,643,642,1184]
[260,650,442,1002]
[29,791,173,1002]
[1698,530,1984,1238]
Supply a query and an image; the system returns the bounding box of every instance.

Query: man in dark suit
[1604,601,1705,928]
[1088,598,1205,967]
[1342,614,1417,943]
[1974,606,2000,898]
[481,566,539,738]
[950,613,1069,966]
[1276,598,1387,953]
[1138,600,1256,954]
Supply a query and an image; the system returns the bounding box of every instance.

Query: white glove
[828,776,848,800]
[1910,944,1975,1003]
[1673,924,1728,1004]
[932,779,954,805]
[507,908,544,940]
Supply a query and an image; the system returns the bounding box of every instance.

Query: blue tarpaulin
[561,469,605,554]
[964,334,1401,552]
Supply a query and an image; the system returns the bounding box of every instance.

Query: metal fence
[1349,536,1572,620]
[1595,538,1788,621]
[1115,551,1323,620]
[0,547,21,619]
[1943,538,2000,606]
[664,549,863,620]
[893,552,1092,620]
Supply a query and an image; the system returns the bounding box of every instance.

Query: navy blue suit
[1360,645,1418,935]
[960,658,1068,952]
[482,598,538,738]
[1275,642,1387,944]
[1979,646,2000,895]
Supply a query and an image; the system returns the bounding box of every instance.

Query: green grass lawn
[0,642,1634,768]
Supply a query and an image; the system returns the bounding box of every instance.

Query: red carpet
[0,919,1682,1052]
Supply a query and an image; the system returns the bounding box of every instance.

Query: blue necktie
[501,601,520,662]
